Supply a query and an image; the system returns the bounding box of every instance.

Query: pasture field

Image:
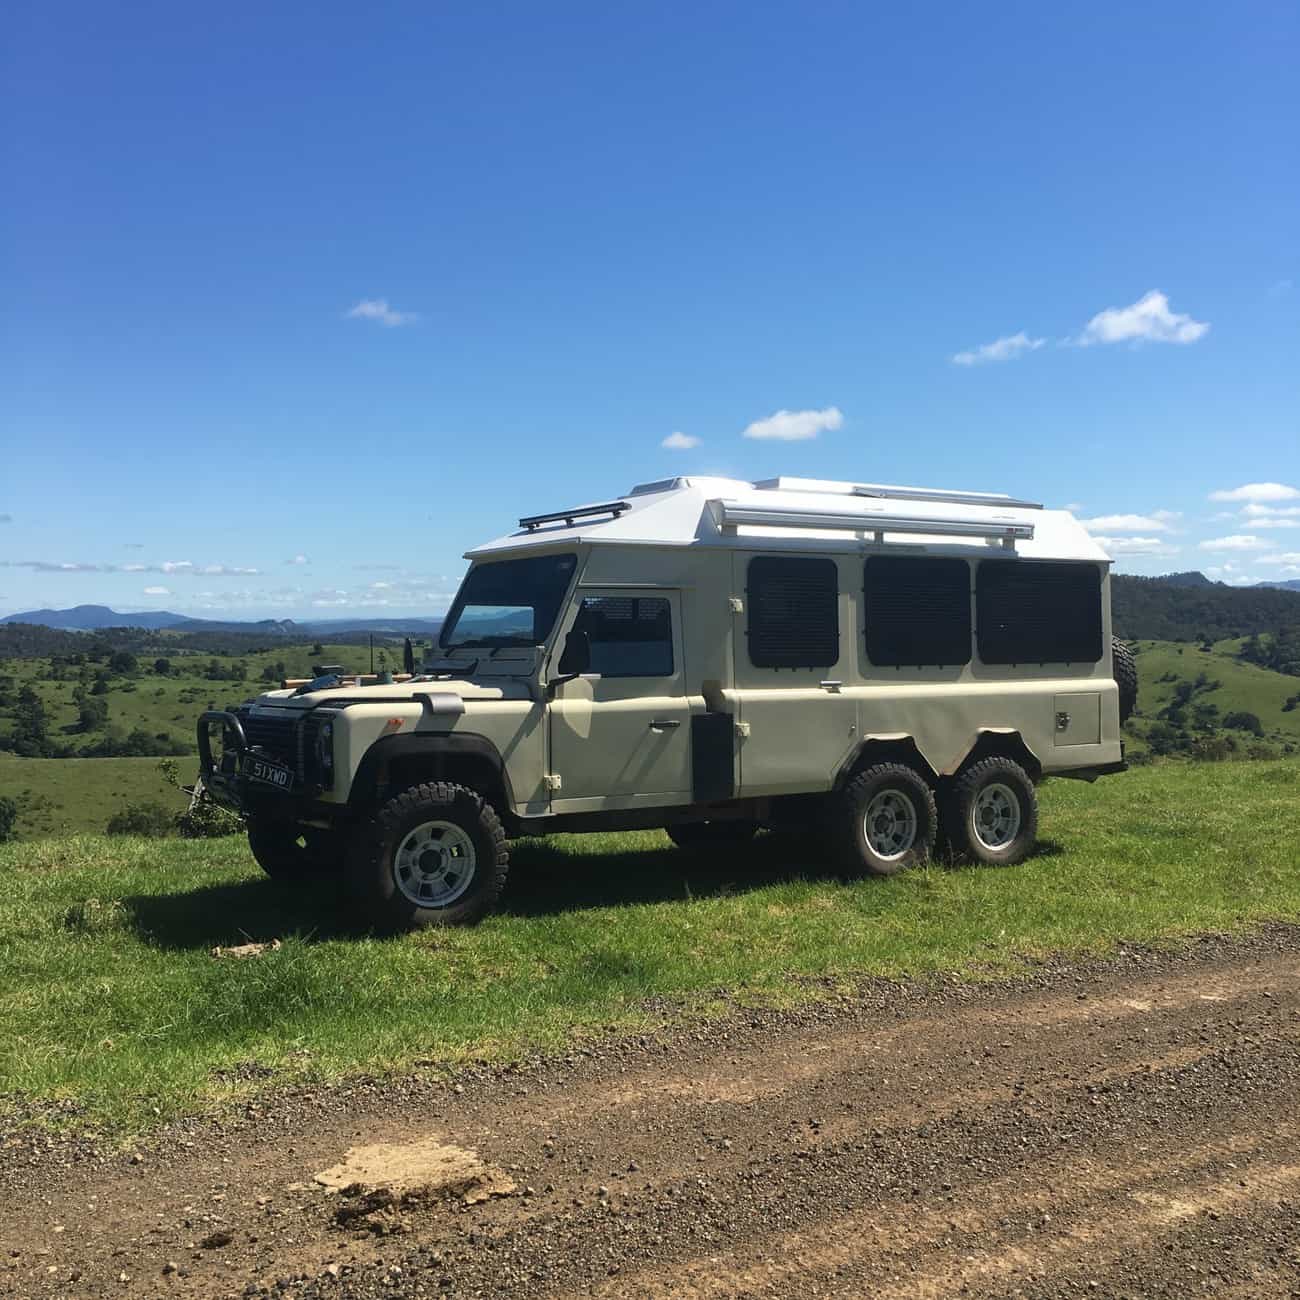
[1,758,1297,1134]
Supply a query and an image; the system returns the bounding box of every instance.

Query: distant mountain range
[1159,572,1300,593]
[0,604,445,636]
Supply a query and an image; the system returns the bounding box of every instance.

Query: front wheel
[942,757,1038,866]
[827,763,937,877]
[349,782,508,930]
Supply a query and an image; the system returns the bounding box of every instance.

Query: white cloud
[1268,278,1293,297]
[1251,518,1300,530]
[1080,513,1173,533]
[1197,535,1274,552]
[1208,481,1299,502]
[1151,509,1182,523]
[951,332,1045,366]
[1062,502,1084,513]
[1273,552,1300,564]
[142,585,170,596]
[1242,503,1300,519]
[288,553,309,565]
[661,431,700,450]
[346,298,418,328]
[1092,536,1179,557]
[1077,290,1208,346]
[742,406,843,441]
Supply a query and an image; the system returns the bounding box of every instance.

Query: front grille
[242,712,300,769]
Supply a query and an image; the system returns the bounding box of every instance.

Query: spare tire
[1112,636,1138,724]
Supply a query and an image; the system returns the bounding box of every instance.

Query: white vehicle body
[198,475,1127,925]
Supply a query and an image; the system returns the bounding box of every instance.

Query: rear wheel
[349,782,508,930]
[827,763,937,877]
[1112,636,1138,724]
[666,821,760,852]
[942,757,1038,866]
[247,820,342,883]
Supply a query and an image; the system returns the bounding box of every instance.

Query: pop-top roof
[466,476,1110,564]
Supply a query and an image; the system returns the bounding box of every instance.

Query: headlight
[314,720,334,786]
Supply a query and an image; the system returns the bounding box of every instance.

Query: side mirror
[557,628,591,676]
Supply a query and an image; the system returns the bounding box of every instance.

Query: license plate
[245,754,294,790]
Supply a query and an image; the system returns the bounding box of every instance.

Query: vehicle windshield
[439,553,578,649]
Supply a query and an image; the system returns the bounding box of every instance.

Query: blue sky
[2,1,1297,618]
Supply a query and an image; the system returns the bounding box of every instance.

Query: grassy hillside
[0,755,190,838]
[1126,638,1300,754]
[0,641,408,756]
[1,758,1297,1133]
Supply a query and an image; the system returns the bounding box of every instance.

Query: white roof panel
[466,476,1109,564]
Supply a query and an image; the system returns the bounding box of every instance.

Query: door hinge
[734,721,751,738]
[543,774,563,792]
[728,596,744,614]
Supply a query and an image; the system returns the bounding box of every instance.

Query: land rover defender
[197,476,1134,929]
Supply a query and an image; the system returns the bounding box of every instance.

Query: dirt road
[4,930,1299,1299]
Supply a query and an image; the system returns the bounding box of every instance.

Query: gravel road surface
[4,929,1298,1299]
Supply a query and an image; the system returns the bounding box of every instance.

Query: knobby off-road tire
[247,820,344,884]
[666,821,760,852]
[1112,636,1138,724]
[943,756,1038,867]
[827,763,937,878]
[350,782,508,931]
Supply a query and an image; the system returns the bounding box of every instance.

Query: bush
[1223,710,1264,737]
[0,795,17,842]
[1189,735,1237,762]
[105,801,174,837]
[176,799,243,839]
[1246,742,1280,761]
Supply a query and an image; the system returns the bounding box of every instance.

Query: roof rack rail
[851,482,1042,510]
[752,477,1042,510]
[711,501,1034,549]
[519,500,632,532]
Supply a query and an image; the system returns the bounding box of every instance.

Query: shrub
[105,801,174,837]
[1223,710,1264,737]
[0,794,17,842]
[1189,735,1237,762]
[176,799,242,839]
[1246,742,1280,761]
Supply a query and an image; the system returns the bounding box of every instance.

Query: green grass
[2,758,1298,1135]
[0,755,190,837]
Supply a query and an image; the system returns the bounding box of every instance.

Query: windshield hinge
[543,774,563,792]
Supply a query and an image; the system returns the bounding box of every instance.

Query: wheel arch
[945,729,1043,784]
[347,732,515,818]
[834,735,938,789]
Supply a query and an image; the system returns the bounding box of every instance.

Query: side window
[976,561,1102,664]
[746,556,839,669]
[864,556,971,667]
[573,595,674,677]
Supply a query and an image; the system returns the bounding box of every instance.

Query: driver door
[548,589,692,810]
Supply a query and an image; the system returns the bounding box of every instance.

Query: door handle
[820,680,843,692]
[648,719,681,729]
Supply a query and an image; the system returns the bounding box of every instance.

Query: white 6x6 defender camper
[198,476,1134,929]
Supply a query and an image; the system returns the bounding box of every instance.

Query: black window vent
[977,561,1102,665]
[864,556,971,667]
[746,556,839,669]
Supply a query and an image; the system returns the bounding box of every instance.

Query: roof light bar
[519,500,632,532]
[711,501,1034,548]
